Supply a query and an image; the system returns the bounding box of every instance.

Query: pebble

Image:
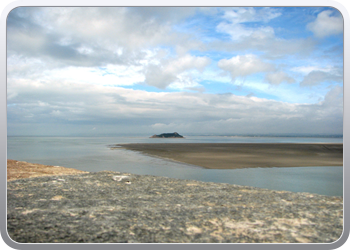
[7,171,343,243]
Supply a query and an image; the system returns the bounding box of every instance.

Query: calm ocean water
[7,136,343,196]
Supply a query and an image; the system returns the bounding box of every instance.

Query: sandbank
[115,143,343,169]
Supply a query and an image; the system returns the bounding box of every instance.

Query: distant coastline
[7,133,342,138]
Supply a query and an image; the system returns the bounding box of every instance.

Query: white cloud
[7,78,343,136]
[217,19,275,41]
[307,10,343,38]
[144,54,211,89]
[300,70,343,87]
[51,110,62,116]
[218,54,274,81]
[7,7,202,69]
[321,85,343,108]
[167,74,202,90]
[216,7,279,41]
[40,65,145,87]
[265,71,295,85]
[217,23,275,41]
[291,65,343,87]
[76,45,94,55]
[221,7,281,25]
[6,7,343,136]
[291,66,325,74]
[213,7,315,57]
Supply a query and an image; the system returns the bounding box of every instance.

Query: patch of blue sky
[94,67,115,77]
[269,57,308,74]
[296,50,343,72]
[316,36,344,55]
[217,70,338,104]
[267,7,338,40]
[242,82,322,104]
[302,81,341,100]
[92,67,108,75]
[172,10,231,43]
[189,49,234,62]
[302,82,342,101]
[210,83,283,101]
[267,8,309,34]
[198,80,232,94]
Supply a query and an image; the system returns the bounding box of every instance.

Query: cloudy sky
[7,7,343,136]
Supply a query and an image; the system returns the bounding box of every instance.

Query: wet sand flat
[116,143,343,169]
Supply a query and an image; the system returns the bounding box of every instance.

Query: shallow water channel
[7,136,343,196]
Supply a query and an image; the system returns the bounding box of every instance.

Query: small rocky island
[150,132,184,138]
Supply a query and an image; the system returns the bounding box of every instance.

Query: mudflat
[116,143,343,169]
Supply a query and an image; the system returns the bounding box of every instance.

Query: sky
[6,6,344,136]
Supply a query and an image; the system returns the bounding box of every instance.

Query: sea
[7,136,343,197]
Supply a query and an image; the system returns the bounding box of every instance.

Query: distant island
[150,132,184,138]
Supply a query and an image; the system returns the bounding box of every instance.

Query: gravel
[7,171,343,243]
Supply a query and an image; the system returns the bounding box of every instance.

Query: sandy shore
[7,159,88,181]
[115,143,343,169]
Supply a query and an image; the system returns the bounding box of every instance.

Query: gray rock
[7,171,343,243]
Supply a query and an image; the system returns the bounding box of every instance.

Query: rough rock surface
[7,171,343,243]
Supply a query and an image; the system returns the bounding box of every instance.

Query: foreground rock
[7,171,343,243]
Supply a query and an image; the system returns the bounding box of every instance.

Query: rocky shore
[7,161,343,243]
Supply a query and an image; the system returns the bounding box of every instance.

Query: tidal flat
[115,143,343,169]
